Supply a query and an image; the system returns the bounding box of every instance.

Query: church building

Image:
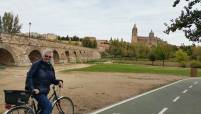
[131,24,162,46]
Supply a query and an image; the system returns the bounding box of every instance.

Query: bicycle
[4,85,74,114]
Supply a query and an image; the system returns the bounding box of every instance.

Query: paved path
[90,78,201,114]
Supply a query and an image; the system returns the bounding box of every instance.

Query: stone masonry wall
[0,33,101,66]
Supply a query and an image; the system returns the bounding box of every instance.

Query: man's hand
[33,89,40,94]
[58,81,63,88]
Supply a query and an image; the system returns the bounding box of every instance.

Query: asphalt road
[90,78,201,114]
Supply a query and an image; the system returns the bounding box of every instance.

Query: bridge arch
[53,50,60,64]
[65,50,70,62]
[0,44,17,65]
[0,48,15,65]
[74,51,77,57]
[28,50,42,63]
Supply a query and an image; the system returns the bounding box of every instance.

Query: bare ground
[0,64,186,114]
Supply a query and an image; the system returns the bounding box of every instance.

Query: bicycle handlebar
[26,83,63,96]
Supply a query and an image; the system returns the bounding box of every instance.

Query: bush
[175,49,188,63]
[189,60,201,68]
[179,61,187,68]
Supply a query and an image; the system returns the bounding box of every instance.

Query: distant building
[23,32,58,41]
[131,24,162,46]
[26,32,43,38]
[97,40,109,52]
[42,33,58,41]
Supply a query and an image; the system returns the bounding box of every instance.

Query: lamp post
[29,22,31,37]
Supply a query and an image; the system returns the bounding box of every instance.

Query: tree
[92,39,97,48]
[66,35,69,41]
[175,49,188,67]
[180,45,193,56]
[175,49,188,62]
[57,36,61,40]
[1,12,22,34]
[164,0,201,42]
[148,52,156,66]
[0,16,2,33]
[154,45,167,66]
[12,15,21,33]
[82,37,97,48]
[107,38,130,58]
[192,46,201,60]
[70,35,80,41]
[131,43,149,60]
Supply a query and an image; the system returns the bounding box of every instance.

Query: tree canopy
[82,37,97,48]
[0,12,22,34]
[164,0,201,42]
[0,16,2,33]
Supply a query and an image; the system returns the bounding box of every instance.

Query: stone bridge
[0,33,101,66]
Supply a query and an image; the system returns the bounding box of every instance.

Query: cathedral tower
[131,24,138,44]
[149,30,154,38]
[149,30,155,46]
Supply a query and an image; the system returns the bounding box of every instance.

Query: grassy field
[63,63,201,76]
[86,58,181,67]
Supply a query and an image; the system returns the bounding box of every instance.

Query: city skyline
[0,0,198,46]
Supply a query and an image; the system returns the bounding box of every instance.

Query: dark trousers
[34,94,52,114]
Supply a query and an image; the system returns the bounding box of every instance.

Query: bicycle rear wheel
[4,106,34,114]
[52,97,74,114]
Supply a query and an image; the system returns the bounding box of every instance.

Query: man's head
[42,49,53,63]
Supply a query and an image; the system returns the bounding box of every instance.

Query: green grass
[62,63,201,76]
[86,59,110,64]
[87,58,181,67]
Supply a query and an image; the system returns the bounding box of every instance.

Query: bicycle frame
[3,85,74,114]
[29,85,61,114]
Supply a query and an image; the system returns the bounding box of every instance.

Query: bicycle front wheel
[52,97,74,114]
[4,106,34,114]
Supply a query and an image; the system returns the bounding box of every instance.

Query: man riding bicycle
[25,49,63,114]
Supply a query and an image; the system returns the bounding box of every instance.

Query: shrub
[189,60,201,68]
[175,49,188,62]
[179,61,187,68]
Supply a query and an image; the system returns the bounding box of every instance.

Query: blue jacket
[25,60,60,94]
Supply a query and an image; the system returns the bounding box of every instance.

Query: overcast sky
[0,0,198,46]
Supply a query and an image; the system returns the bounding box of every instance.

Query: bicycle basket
[4,90,30,106]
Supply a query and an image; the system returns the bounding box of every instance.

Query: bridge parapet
[0,33,101,66]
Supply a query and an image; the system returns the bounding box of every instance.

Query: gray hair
[42,49,54,64]
[42,49,53,57]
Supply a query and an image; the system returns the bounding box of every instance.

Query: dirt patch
[0,64,186,114]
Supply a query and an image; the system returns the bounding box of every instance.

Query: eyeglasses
[45,55,52,58]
